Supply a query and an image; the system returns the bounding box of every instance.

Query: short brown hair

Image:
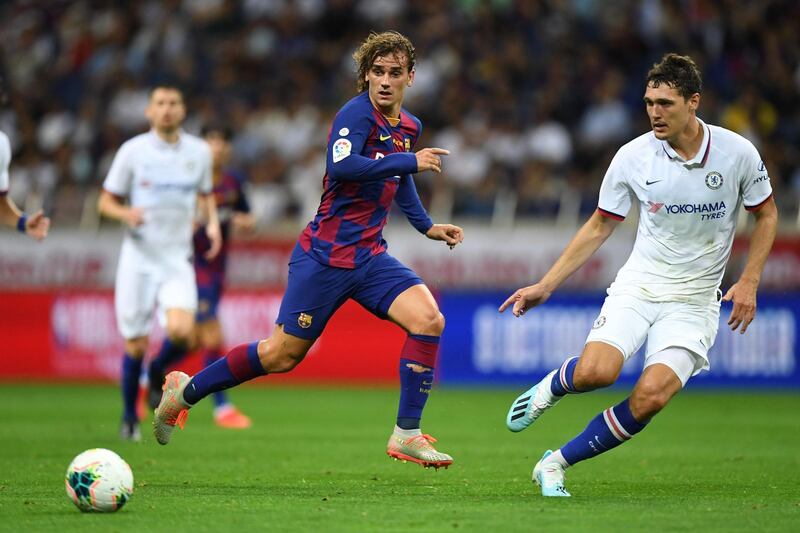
[149,85,184,101]
[646,53,702,99]
[353,31,416,93]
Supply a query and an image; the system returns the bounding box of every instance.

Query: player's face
[644,82,699,141]
[204,132,231,168]
[366,52,414,116]
[146,88,186,132]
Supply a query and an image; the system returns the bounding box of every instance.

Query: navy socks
[121,353,143,423]
[559,397,648,466]
[203,349,230,408]
[396,334,439,430]
[183,342,266,405]
[148,338,188,387]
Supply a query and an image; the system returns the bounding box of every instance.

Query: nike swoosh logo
[379,134,391,141]
[645,179,662,185]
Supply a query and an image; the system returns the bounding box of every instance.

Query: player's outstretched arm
[0,195,21,229]
[199,192,222,260]
[426,224,464,249]
[1,196,50,241]
[499,210,619,317]
[722,197,778,334]
[415,147,449,174]
[23,210,50,241]
[97,190,144,228]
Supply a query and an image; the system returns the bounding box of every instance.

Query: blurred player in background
[153,31,464,469]
[190,124,254,429]
[1,79,50,240]
[500,54,777,497]
[98,86,221,441]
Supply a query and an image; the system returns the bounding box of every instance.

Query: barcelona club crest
[298,313,313,329]
[705,171,723,190]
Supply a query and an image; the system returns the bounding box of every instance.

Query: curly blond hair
[353,31,416,93]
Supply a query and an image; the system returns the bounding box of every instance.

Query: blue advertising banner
[438,292,800,388]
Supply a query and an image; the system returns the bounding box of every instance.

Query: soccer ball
[65,448,134,512]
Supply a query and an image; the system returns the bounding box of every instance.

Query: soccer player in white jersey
[98,86,222,441]
[0,130,50,240]
[499,54,777,497]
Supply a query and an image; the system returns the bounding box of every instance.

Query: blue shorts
[276,244,423,339]
[196,280,223,323]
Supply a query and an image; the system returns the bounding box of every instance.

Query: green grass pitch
[0,383,798,532]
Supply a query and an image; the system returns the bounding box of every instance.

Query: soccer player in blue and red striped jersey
[154,31,464,469]
[192,125,254,428]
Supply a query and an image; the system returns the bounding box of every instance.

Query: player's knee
[630,384,671,420]
[257,340,307,374]
[409,310,445,336]
[165,326,192,346]
[573,359,617,390]
[124,337,148,358]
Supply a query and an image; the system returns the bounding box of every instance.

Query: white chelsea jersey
[103,130,212,254]
[598,118,773,303]
[0,131,10,193]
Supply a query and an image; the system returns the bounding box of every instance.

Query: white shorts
[585,293,721,384]
[114,242,197,339]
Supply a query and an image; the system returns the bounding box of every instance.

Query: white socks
[543,449,570,469]
[394,425,422,437]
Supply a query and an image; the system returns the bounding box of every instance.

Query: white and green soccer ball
[65,448,134,512]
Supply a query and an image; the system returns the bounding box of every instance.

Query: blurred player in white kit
[98,86,221,441]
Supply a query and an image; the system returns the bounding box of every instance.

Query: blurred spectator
[0,0,798,226]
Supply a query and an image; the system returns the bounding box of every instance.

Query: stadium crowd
[1,0,798,228]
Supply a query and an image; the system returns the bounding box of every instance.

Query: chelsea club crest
[705,171,723,190]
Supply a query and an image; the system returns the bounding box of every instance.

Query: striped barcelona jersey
[193,170,250,283]
[299,92,432,269]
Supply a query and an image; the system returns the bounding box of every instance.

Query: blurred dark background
[1,0,798,230]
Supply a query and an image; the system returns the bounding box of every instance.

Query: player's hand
[25,210,50,241]
[205,221,223,260]
[722,278,758,334]
[426,224,463,249]
[499,283,552,317]
[123,207,145,228]
[415,147,450,173]
[232,212,256,234]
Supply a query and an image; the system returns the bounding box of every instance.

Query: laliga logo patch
[298,313,313,329]
[705,171,723,190]
[592,315,606,329]
[332,138,352,163]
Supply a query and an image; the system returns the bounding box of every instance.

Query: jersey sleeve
[103,142,134,197]
[198,144,213,195]
[597,148,633,220]
[395,174,433,234]
[0,133,10,193]
[326,106,417,182]
[739,140,773,211]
